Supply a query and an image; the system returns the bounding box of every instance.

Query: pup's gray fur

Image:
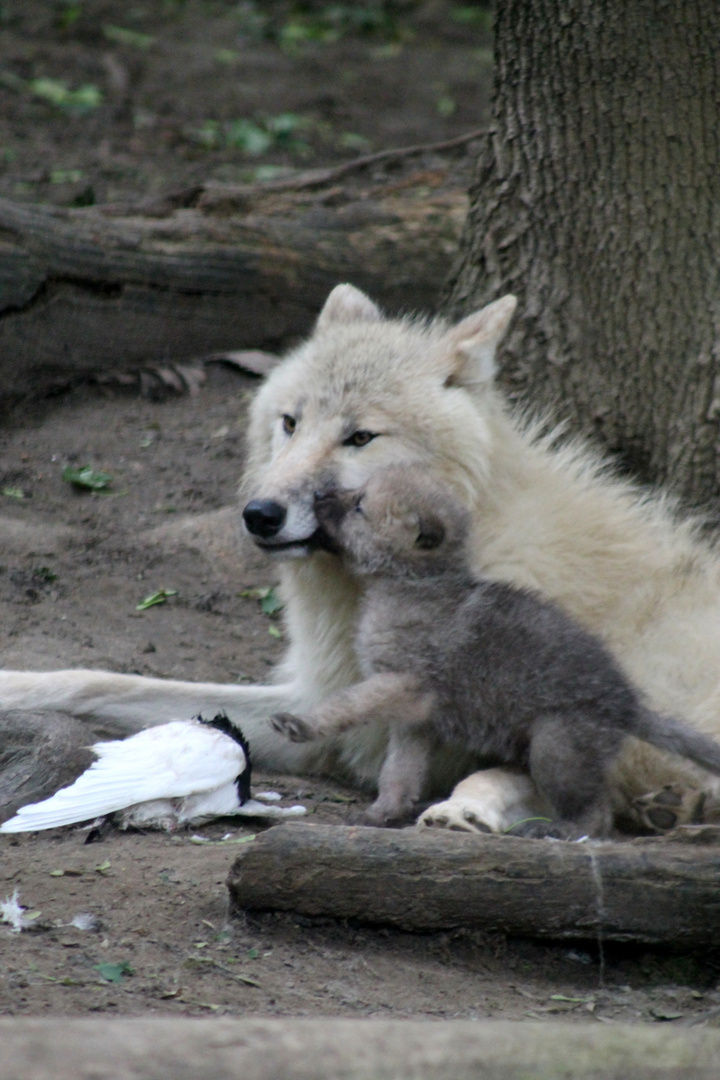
[271,466,720,836]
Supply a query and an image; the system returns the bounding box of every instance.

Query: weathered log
[0,710,94,821]
[0,165,467,401]
[227,823,720,948]
[2,1017,720,1080]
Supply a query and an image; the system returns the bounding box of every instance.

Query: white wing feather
[0,720,246,832]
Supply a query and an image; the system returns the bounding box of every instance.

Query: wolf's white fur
[2,284,720,830]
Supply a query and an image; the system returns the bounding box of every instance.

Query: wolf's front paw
[269,712,317,742]
[417,798,493,833]
[633,783,706,833]
[416,769,548,834]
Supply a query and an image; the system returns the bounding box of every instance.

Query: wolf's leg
[270,672,432,742]
[361,725,431,826]
[633,783,710,833]
[417,768,550,833]
[0,669,320,770]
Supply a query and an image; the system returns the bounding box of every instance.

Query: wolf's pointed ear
[444,295,517,387]
[316,284,382,328]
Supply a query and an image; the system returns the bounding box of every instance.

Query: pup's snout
[313,488,346,527]
[242,499,287,539]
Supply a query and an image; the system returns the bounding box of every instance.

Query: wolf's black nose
[243,500,287,539]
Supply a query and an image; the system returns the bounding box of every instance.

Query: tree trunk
[227,823,720,948]
[444,0,720,508]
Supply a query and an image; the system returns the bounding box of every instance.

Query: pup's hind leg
[521,715,620,839]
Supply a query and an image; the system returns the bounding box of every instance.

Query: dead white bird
[0,713,305,833]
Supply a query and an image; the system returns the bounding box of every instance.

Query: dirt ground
[0,0,492,209]
[2,0,720,1031]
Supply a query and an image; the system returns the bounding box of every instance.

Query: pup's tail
[634,708,720,777]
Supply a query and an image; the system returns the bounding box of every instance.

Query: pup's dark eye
[282,415,296,435]
[354,496,365,514]
[344,430,376,448]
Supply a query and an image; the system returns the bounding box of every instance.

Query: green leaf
[268,624,282,639]
[339,132,371,151]
[136,588,177,611]
[236,974,261,987]
[436,94,456,118]
[451,6,494,29]
[51,168,83,184]
[214,49,240,65]
[62,465,112,490]
[2,486,24,499]
[224,120,272,155]
[260,587,283,617]
[57,3,82,30]
[94,960,133,983]
[33,567,57,583]
[29,78,102,114]
[103,25,155,49]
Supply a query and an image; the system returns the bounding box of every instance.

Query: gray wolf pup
[271,467,720,836]
[3,284,720,834]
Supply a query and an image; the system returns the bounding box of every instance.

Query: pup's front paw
[269,712,317,742]
[350,801,414,828]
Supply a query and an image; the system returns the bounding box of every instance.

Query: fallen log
[2,1017,720,1080]
[0,160,468,401]
[0,710,94,821]
[227,822,720,948]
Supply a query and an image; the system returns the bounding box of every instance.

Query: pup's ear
[316,284,382,328]
[415,514,446,551]
[443,295,517,387]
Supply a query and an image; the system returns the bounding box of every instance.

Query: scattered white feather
[69,912,102,931]
[1,890,40,932]
[235,798,306,818]
[0,716,305,833]
[254,791,282,801]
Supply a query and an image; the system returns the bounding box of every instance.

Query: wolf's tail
[633,708,720,776]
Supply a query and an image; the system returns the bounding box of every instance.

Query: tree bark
[227,823,720,948]
[3,1016,720,1080]
[444,0,720,508]
[0,164,467,401]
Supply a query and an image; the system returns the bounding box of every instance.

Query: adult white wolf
[2,284,720,833]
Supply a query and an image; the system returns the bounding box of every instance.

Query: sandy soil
[2,0,720,1030]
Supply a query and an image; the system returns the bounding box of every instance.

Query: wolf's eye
[282,415,296,435]
[344,430,376,448]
